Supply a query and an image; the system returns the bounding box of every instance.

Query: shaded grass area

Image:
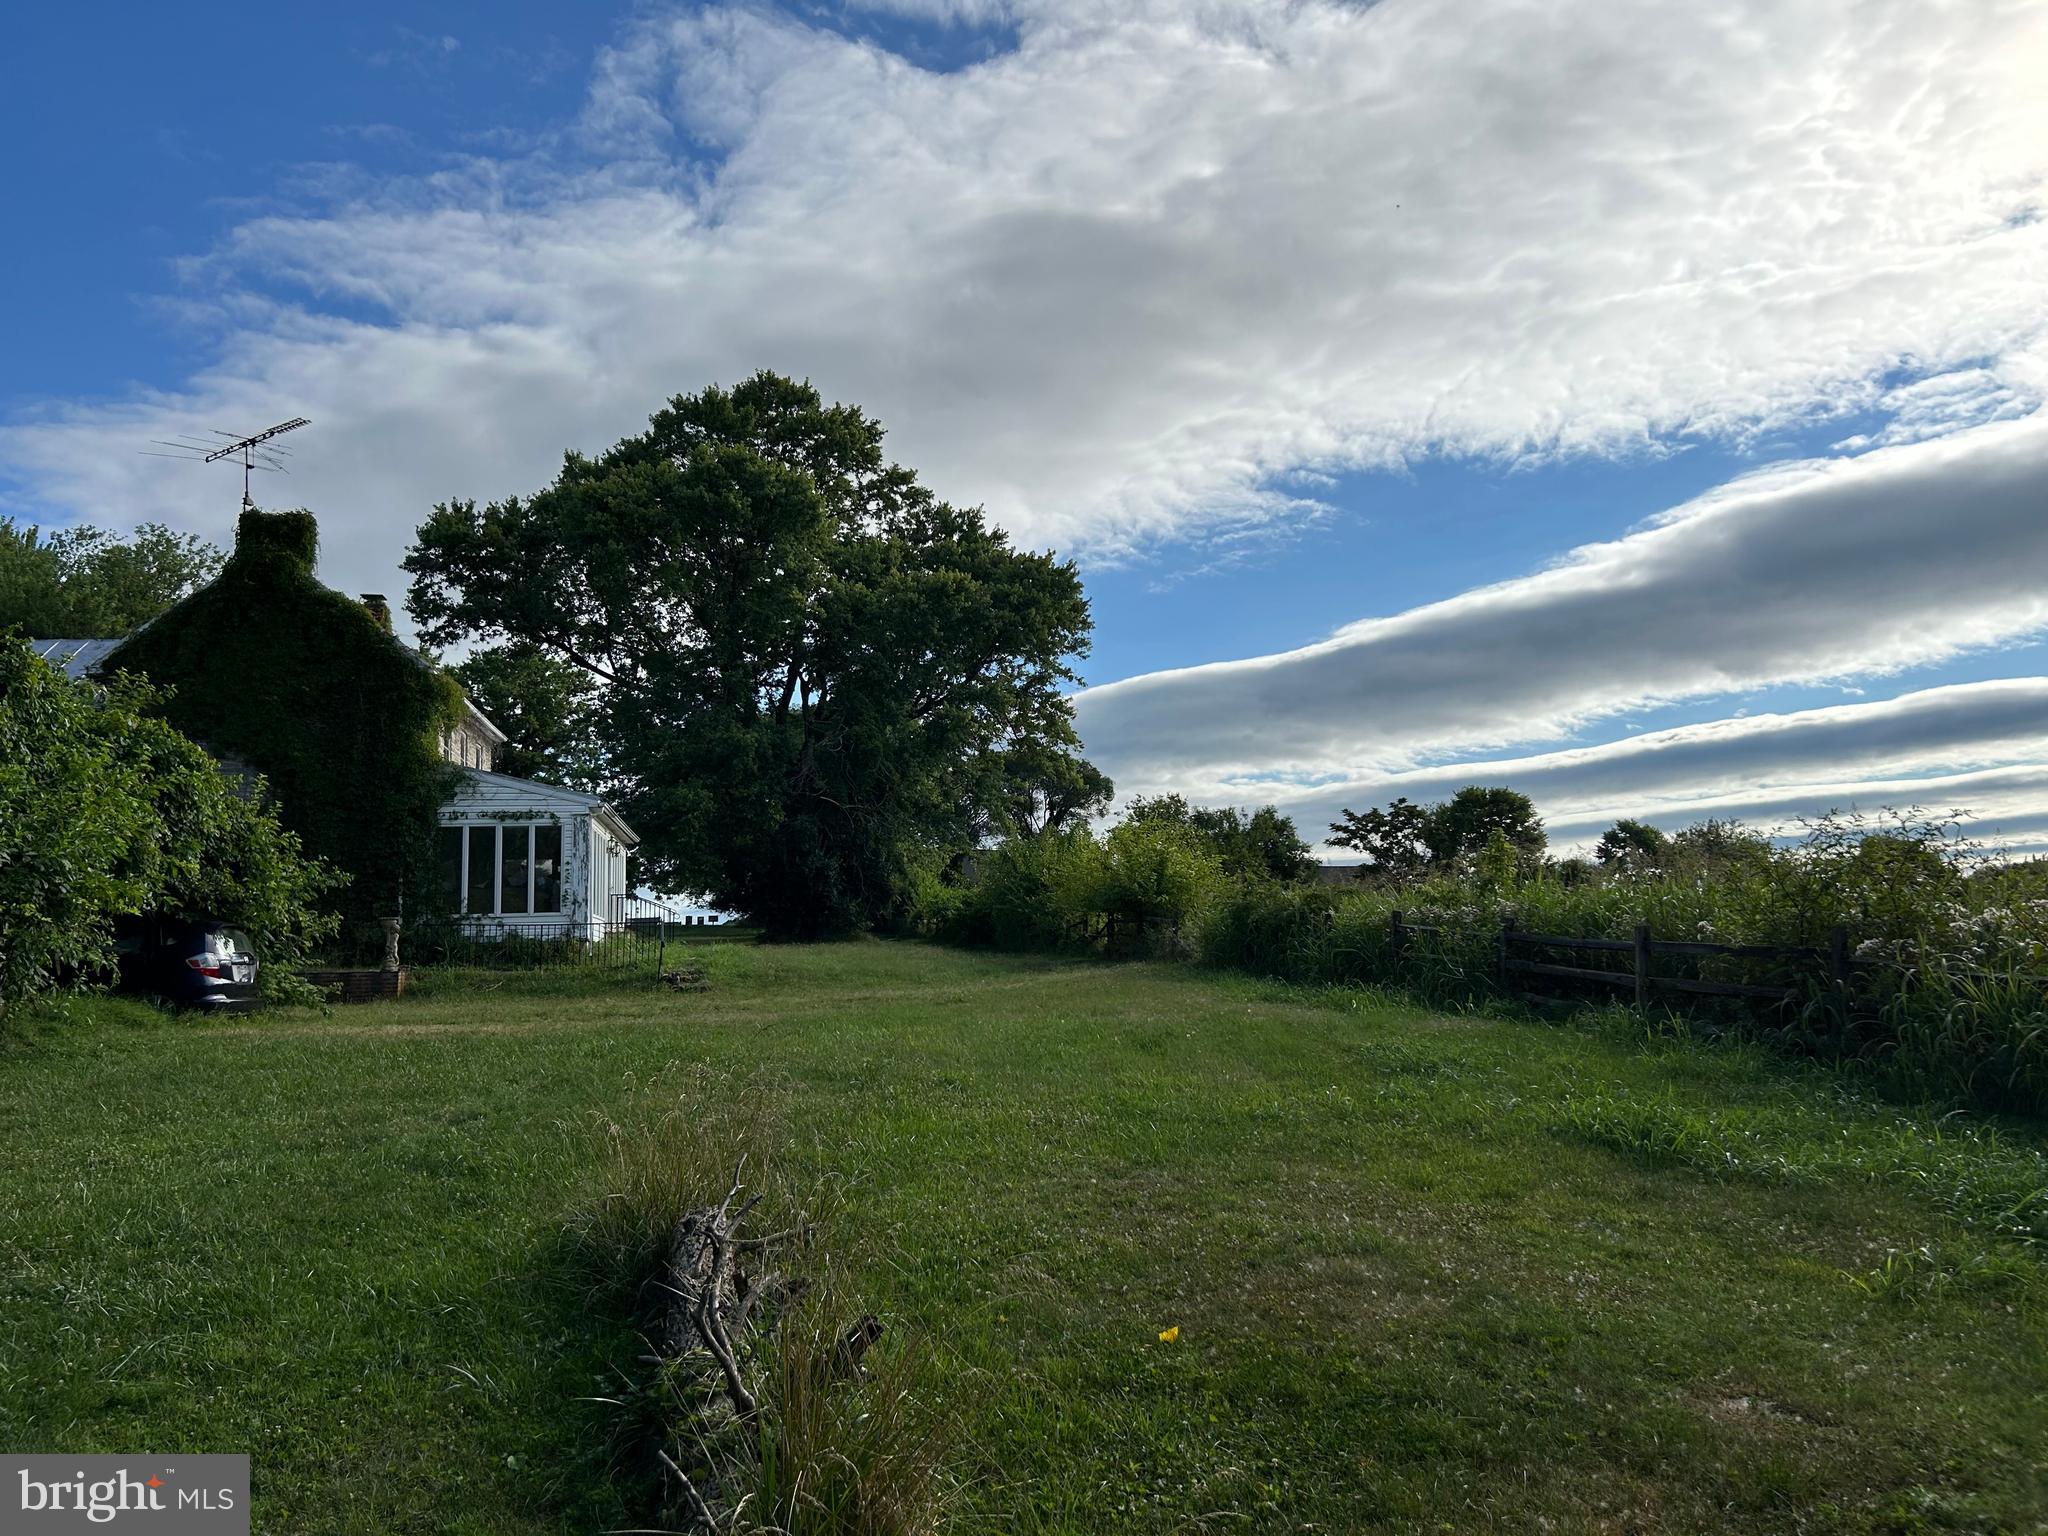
[1,944,2044,1532]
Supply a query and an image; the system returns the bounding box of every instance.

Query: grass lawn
[2,942,2044,1533]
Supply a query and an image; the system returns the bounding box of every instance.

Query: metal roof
[28,638,123,679]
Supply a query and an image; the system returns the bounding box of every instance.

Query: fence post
[1391,908,1405,963]
[1633,922,1652,1011]
[1827,924,1849,993]
[1497,913,1515,987]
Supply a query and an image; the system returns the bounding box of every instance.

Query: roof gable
[443,768,639,845]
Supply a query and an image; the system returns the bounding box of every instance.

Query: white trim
[461,697,508,747]
[441,768,639,847]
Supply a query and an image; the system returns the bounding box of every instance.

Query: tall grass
[1192,871,2048,1113]
[1881,964,2048,1112]
[1551,1086,2048,1251]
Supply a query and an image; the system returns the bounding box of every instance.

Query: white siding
[438,716,499,771]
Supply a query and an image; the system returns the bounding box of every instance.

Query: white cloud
[839,0,1016,25]
[2,0,2042,601]
[1832,367,2039,452]
[1075,412,2048,784]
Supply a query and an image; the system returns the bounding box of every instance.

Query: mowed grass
[1,942,2044,1533]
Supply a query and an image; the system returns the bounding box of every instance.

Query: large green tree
[406,372,1101,936]
[1327,796,1433,882]
[450,642,605,788]
[1421,786,1547,865]
[978,739,1114,839]
[0,519,222,636]
[1328,787,1547,880]
[1594,817,1670,870]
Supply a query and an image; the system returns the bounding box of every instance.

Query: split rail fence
[1390,910,1852,1011]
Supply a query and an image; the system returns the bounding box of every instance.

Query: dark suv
[114,916,262,1012]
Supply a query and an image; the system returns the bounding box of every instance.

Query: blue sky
[0,2,999,409]
[4,0,2046,854]
[3,6,578,400]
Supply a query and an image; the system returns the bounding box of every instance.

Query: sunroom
[435,770,640,939]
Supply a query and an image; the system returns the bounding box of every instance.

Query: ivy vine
[105,508,465,933]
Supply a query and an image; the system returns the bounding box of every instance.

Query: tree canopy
[978,739,1114,840]
[450,643,605,789]
[1124,794,1314,883]
[1330,787,1546,880]
[406,372,1103,936]
[1594,817,1670,869]
[0,519,222,637]
[1327,796,1433,882]
[1423,786,1547,864]
[1668,817,1773,871]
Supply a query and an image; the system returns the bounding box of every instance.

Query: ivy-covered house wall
[104,508,465,932]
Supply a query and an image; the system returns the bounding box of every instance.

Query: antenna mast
[141,416,311,509]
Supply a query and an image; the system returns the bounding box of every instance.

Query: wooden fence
[1064,912,1173,951]
[1390,909,1851,1010]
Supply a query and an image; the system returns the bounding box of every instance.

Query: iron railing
[406,896,703,972]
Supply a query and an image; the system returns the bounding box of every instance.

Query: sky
[3,0,2046,856]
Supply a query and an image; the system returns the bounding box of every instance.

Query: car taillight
[186,955,229,978]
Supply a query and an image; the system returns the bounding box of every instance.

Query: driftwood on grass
[638,1160,886,1531]
[651,1163,783,1421]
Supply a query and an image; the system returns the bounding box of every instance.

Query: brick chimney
[360,594,392,632]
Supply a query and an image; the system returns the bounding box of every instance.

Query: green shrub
[0,636,338,1020]
[937,826,1100,950]
[1197,883,1342,980]
[1087,818,1224,955]
[932,818,1225,957]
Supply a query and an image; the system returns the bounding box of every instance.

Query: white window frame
[451,818,564,916]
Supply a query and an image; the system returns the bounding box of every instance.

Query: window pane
[466,826,496,915]
[533,824,562,914]
[437,826,463,913]
[501,825,530,915]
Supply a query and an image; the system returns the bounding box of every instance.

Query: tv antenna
[141,416,311,509]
